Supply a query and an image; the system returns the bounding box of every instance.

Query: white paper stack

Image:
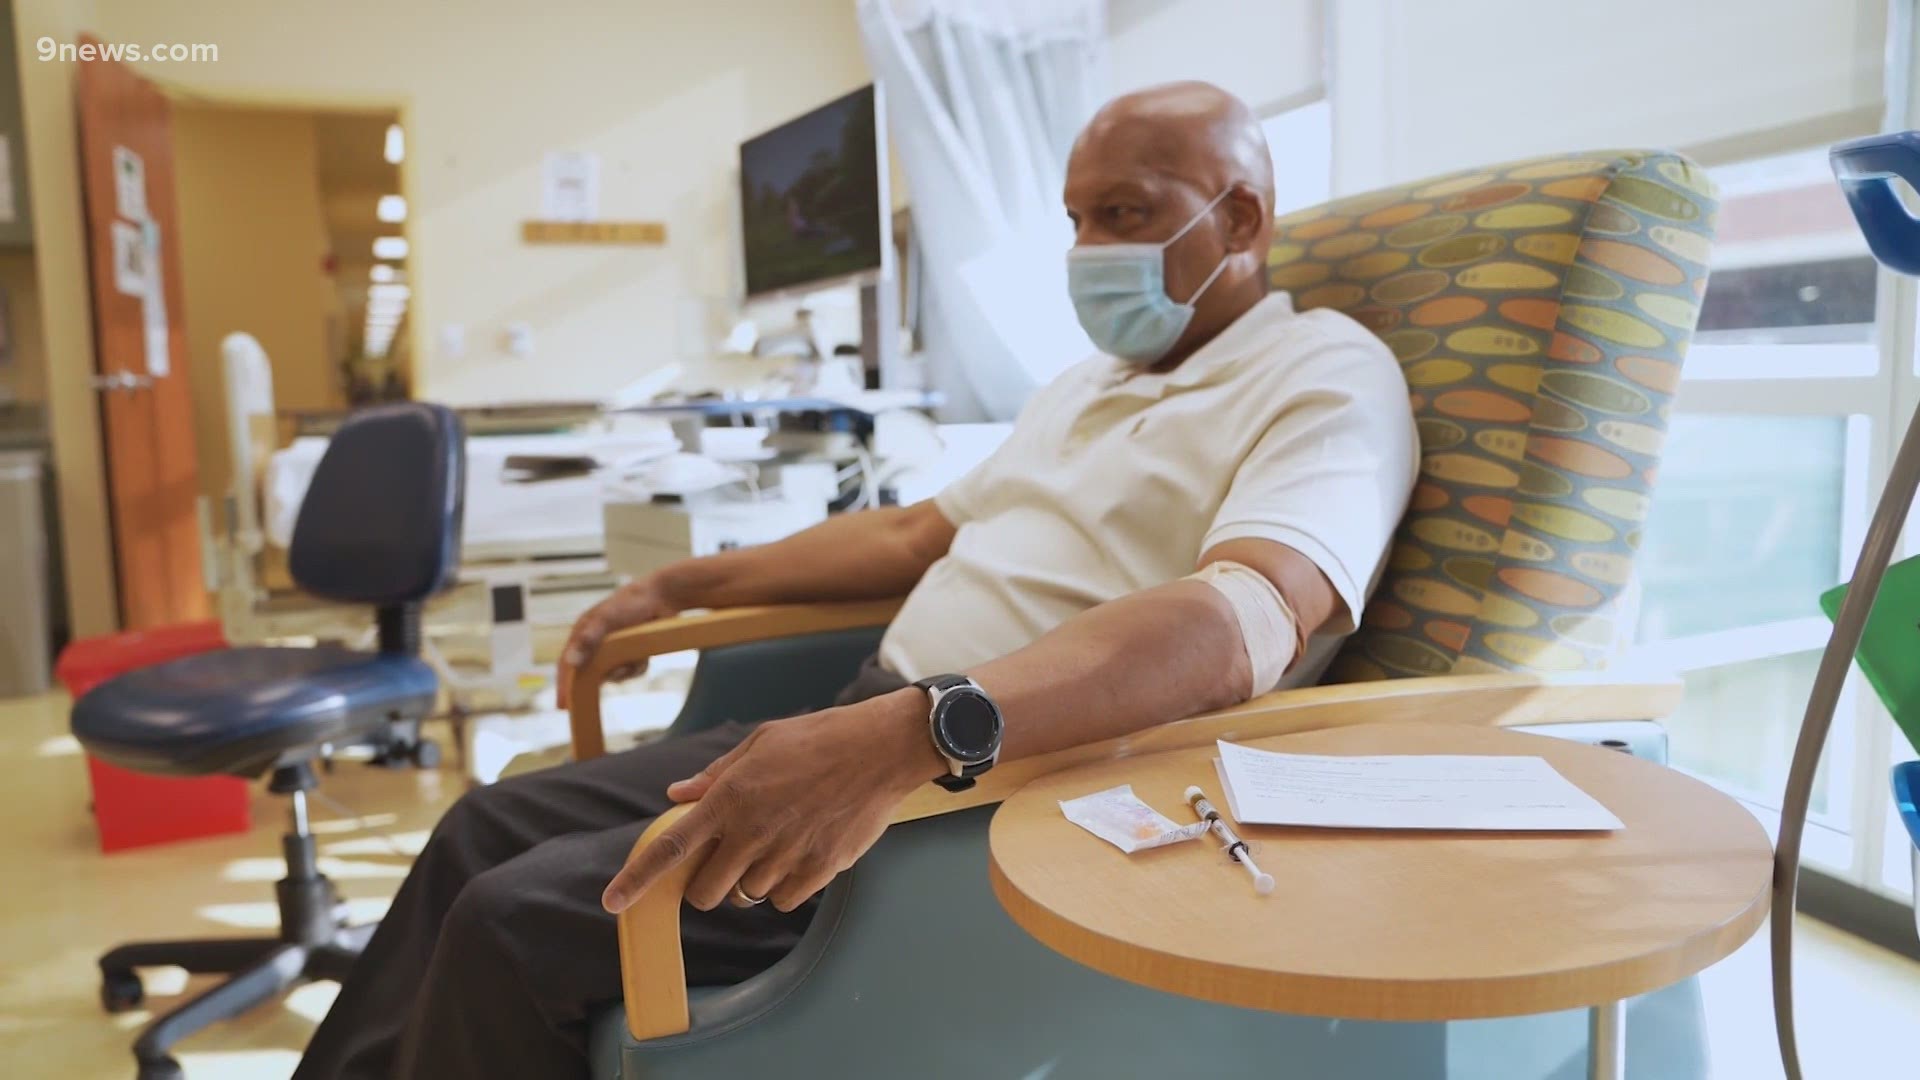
[1212,740,1623,832]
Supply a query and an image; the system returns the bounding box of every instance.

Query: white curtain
[858,0,1107,421]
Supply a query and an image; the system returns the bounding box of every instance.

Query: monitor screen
[740,85,884,298]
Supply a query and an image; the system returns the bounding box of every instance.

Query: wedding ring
[731,884,767,906]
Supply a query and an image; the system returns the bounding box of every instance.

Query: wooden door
[75,35,209,629]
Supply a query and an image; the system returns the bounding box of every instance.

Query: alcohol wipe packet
[1058,784,1211,854]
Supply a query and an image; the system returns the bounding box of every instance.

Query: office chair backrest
[289,402,466,607]
[1265,151,1718,680]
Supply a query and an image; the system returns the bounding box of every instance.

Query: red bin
[55,620,253,853]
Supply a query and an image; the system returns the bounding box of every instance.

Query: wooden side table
[988,722,1773,1080]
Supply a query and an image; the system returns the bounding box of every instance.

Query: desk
[988,722,1773,1080]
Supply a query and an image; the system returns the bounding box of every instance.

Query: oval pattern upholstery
[1269,151,1719,681]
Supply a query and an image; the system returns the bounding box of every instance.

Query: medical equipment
[618,451,755,498]
[603,494,830,580]
[205,334,638,721]
[1186,786,1275,896]
[1773,131,1920,1080]
[1819,556,1920,758]
[263,428,676,559]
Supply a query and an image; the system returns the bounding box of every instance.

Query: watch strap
[932,771,978,792]
[933,757,992,791]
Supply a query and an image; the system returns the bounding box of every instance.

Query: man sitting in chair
[297,81,1417,1080]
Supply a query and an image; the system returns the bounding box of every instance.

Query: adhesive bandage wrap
[1187,560,1300,696]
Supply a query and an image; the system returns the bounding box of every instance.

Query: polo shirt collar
[1099,292,1297,398]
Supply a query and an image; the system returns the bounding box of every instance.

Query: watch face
[936,689,1001,763]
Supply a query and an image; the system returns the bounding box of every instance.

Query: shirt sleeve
[933,455,993,525]
[1202,341,1418,636]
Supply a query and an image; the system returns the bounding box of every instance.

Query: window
[1682,150,1879,384]
[1262,99,1331,216]
[1637,415,1849,641]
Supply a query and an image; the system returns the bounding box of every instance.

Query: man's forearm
[967,580,1255,761]
[654,502,954,612]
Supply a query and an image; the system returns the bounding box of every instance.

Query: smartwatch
[912,674,1003,792]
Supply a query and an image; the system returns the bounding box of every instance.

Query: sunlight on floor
[219,854,409,883]
[281,981,342,1026]
[0,690,461,1079]
[173,1048,304,1079]
[308,812,399,836]
[320,828,430,858]
[35,733,80,758]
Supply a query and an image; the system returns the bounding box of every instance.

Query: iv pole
[1774,6,1920,1073]
[1771,336,1920,1079]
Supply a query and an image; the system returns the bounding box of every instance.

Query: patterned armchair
[571,151,1719,1079]
[1264,151,1717,682]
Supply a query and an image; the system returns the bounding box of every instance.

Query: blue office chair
[71,402,465,1080]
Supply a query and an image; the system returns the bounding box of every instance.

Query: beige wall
[14,0,117,637]
[0,251,45,404]
[98,0,872,406]
[172,103,335,506]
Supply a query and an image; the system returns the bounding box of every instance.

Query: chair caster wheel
[101,970,144,1013]
[137,1056,184,1080]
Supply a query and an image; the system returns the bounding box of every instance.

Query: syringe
[1185,785,1275,896]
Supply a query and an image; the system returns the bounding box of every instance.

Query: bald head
[1072,81,1275,213]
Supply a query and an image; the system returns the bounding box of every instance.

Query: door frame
[153,81,421,398]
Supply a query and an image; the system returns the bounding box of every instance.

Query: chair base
[96,763,374,1079]
[101,924,374,1079]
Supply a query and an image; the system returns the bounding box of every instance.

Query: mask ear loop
[1182,252,1232,307]
[1165,186,1237,306]
[1162,187,1234,246]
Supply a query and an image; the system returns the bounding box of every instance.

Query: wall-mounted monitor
[739,85,889,298]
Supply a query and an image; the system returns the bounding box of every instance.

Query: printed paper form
[1213,740,1623,832]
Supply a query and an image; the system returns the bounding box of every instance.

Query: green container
[1820,554,1920,757]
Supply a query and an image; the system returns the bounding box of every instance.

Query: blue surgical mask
[1066,188,1234,365]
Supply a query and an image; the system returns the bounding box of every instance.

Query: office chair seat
[72,646,438,779]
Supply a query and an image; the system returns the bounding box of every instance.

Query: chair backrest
[289,402,466,607]
[1264,151,1718,681]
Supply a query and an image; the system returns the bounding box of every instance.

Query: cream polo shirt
[878,292,1418,691]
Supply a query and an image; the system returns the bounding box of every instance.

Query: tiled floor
[1,688,1916,1079]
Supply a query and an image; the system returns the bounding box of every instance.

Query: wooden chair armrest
[617,805,697,1041]
[568,598,906,760]
[613,669,1680,1039]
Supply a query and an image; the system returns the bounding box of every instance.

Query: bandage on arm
[1186,560,1300,696]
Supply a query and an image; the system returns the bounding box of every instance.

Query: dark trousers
[295,658,908,1080]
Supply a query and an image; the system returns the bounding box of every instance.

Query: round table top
[987,722,1773,1022]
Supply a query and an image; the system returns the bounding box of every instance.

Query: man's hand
[601,689,946,914]
[556,576,681,707]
